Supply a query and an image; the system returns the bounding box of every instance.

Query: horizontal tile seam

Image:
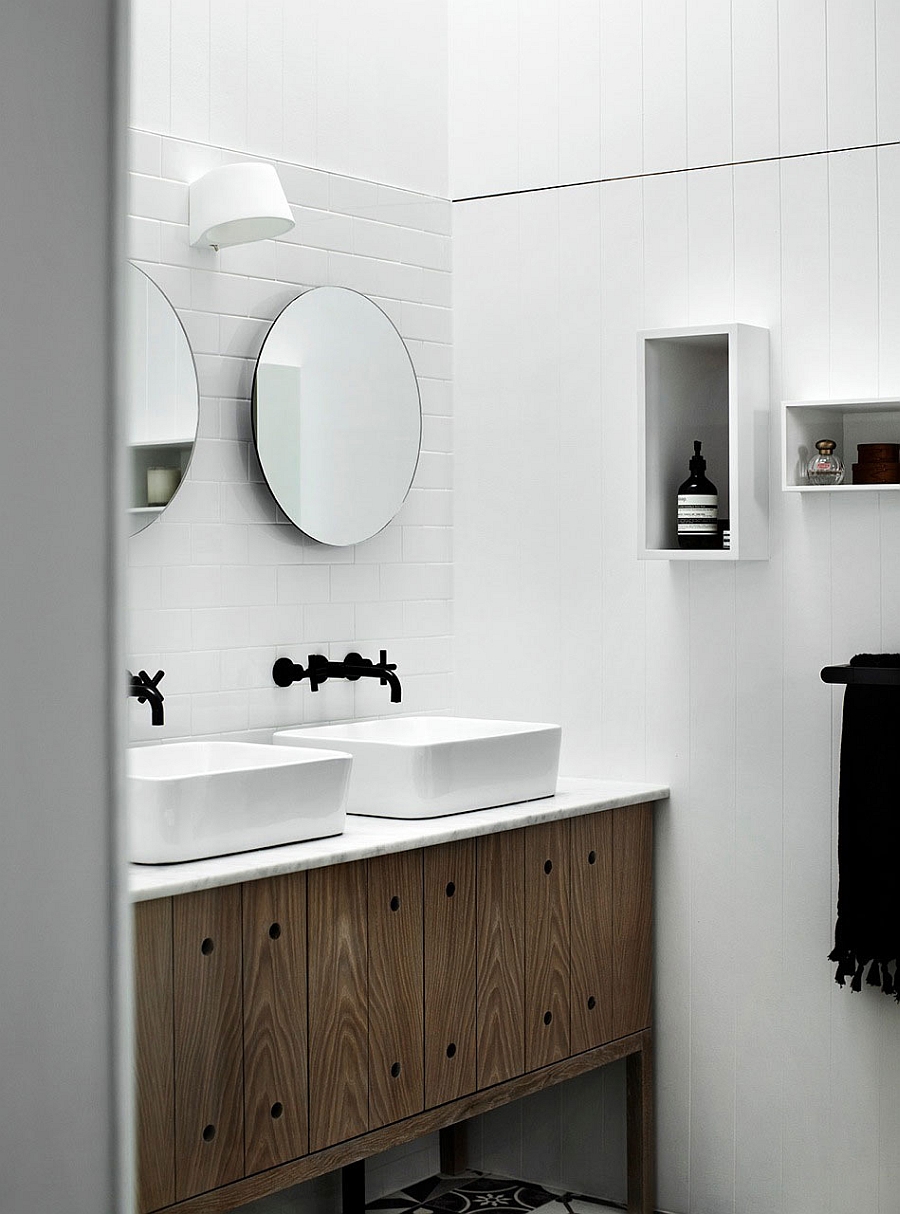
[127,125,453,205]
[451,137,900,204]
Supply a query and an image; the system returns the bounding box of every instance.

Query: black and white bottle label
[677,494,718,535]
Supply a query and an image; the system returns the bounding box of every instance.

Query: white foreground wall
[0,1,125,1211]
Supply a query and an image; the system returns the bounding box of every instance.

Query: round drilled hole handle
[390,895,401,912]
[587,995,597,1010]
[543,1010,553,1026]
[446,881,456,898]
[202,1124,216,1142]
[446,1042,457,1059]
[270,1102,284,1120]
[588,850,597,865]
[543,859,553,875]
[390,1061,402,1078]
[200,938,214,956]
[269,922,281,940]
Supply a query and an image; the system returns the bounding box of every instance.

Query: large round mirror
[126,264,199,535]
[252,286,421,546]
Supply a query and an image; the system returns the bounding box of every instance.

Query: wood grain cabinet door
[424,839,476,1106]
[569,811,615,1053]
[524,821,571,1071]
[242,873,308,1174]
[476,829,525,1087]
[367,850,425,1129]
[134,897,175,1214]
[612,803,653,1039]
[307,861,369,1151]
[173,886,244,1202]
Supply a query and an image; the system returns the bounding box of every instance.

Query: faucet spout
[341,651,402,703]
[127,669,166,726]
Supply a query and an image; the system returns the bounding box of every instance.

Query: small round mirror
[252,287,421,546]
[126,265,199,535]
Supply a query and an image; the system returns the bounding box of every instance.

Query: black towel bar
[821,664,900,686]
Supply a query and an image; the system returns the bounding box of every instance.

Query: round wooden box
[852,461,900,484]
[857,442,900,464]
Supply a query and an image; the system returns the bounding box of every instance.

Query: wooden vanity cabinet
[475,829,525,1087]
[524,821,571,1070]
[368,850,425,1128]
[173,886,244,1202]
[242,873,308,1173]
[569,810,615,1052]
[424,839,477,1106]
[134,802,654,1214]
[307,860,368,1151]
[134,897,175,1214]
[612,802,653,1039]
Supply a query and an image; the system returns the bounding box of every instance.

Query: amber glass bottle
[677,440,718,549]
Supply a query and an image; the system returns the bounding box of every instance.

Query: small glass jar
[807,439,845,486]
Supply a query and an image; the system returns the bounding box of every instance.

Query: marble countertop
[128,776,669,902]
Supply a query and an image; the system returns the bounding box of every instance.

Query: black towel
[828,654,900,999]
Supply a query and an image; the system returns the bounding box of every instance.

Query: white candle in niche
[147,466,181,506]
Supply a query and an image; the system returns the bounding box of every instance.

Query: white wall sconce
[189,162,295,250]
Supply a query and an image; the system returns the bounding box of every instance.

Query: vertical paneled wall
[450,0,900,198]
[131,0,449,197]
[454,143,900,1214]
[453,6,900,1212]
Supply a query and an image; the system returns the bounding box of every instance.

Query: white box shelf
[638,323,769,561]
[782,398,900,491]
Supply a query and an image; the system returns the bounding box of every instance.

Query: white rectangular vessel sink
[127,740,351,863]
[273,716,561,819]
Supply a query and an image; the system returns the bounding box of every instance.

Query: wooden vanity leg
[439,1121,469,1175]
[626,1032,654,1214]
[341,1160,366,1214]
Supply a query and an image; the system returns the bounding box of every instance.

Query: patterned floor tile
[368,1173,622,1214]
[413,1175,559,1212]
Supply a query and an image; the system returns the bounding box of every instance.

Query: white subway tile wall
[126,133,452,744]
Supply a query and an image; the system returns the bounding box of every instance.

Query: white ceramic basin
[127,740,351,863]
[273,716,561,819]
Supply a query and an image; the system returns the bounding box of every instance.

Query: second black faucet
[272,650,402,703]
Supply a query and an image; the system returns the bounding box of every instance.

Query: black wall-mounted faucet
[273,650,402,704]
[127,669,165,726]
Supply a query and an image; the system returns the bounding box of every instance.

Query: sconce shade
[189,162,295,250]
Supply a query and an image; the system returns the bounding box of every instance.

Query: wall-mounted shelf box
[782,398,900,491]
[638,324,769,561]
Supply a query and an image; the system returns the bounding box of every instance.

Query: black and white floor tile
[366,1172,621,1214]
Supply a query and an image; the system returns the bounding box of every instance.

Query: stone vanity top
[128,775,669,902]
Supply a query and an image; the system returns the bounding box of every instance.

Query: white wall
[450,0,900,198]
[132,0,449,198]
[453,17,900,1214]
[126,134,452,745]
[0,1,126,1211]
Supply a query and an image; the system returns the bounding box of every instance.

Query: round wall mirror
[252,286,421,546]
[126,264,199,536]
